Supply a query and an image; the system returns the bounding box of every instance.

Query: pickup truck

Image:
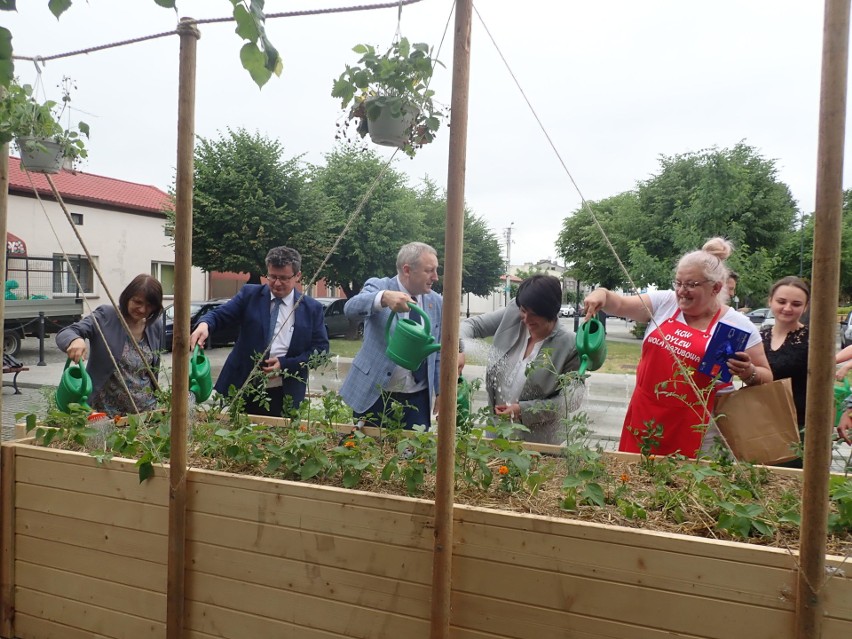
[3,297,83,357]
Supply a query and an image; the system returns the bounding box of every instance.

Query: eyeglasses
[672,280,711,291]
[266,273,297,283]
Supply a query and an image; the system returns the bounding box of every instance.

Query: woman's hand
[495,403,520,421]
[728,352,757,385]
[837,361,852,381]
[838,411,852,445]
[583,289,607,321]
[65,338,88,363]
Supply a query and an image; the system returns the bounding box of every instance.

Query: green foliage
[417,178,504,297]
[331,38,445,158]
[308,145,421,296]
[186,128,326,279]
[828,476,852,534]
[0,1,278,89]
[0,78,89,161]
[557,143,798,291]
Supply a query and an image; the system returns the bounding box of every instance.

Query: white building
[6,158,207,310]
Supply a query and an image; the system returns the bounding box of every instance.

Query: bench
[3,353,29,394]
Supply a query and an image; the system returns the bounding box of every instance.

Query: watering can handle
[64,357,85,371]
[384,302,431,342]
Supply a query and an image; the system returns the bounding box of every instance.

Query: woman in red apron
[582,238,772,458]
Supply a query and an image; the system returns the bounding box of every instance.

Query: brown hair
[768,276,810,304]
[119,274,164,321]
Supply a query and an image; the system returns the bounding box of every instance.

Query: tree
[556,192,640,289]
[309,145,422,297]
[417,178,504,297]
[186,128,324,282]
[556,143,799,292]
[0,1,281,88]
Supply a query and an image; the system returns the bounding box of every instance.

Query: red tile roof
[7,157,171,215]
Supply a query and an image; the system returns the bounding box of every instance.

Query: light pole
[503,222,514,306]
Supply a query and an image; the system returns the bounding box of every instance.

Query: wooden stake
[430,1,473,638]
[0,444,15,638]
[167,17,199,639]
[797,1,850,637]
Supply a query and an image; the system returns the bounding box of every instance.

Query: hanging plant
[0,77,89,173]
[331,38,446,158]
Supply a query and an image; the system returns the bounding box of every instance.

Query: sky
[4,1,844,266]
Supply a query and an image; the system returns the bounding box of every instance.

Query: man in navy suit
[189,246,329,417]
[340,242,443,429]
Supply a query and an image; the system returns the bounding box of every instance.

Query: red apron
[619,307,727,458]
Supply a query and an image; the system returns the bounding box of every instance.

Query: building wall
[7,194,207,310]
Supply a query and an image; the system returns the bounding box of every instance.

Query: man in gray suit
[340,242,442,429]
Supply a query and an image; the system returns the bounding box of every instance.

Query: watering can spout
[385,302,441,371]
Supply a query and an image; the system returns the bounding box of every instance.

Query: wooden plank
[822,572,852,621]
[186,587,430,639]
[15,449,169,507]
[16,562,165,623]
[16,536,166,592]
[188,475,434,548]
[16,510,167,564]
[822,616,852,637]
[189,540,430,619]
[187,600,356,638]
[189,465,434,515]
[15,589,164,639]
[453,519,797,610]
[14,612,113,639]
[450,562,793,638]
[451,591,708,639]
[453,503,808,566]
[189,511,433,584]
[16,482,168,534]
[0,444,16,638]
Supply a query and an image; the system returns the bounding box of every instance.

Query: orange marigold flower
[620,473,630,484]
[344,440,356,448]
[498,465,509,475]
[298,425,308,432]
[417,458,425,464]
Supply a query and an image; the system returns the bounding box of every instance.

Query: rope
[472,3,710,413]
[11,1,425,62]
[21,171,148,415]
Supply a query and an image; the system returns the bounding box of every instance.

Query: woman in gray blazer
[56,274,164,416]
[460,275,581,444]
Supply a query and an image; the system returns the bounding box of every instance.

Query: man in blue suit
[340,242,443,429]
[190,246,329,417]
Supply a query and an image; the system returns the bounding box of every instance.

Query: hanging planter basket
[15,136,65,174]
[364,97,420,148]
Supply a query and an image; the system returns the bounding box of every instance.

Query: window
[70,213,83,225]
[151,262,175,295]
[52,254,95,294]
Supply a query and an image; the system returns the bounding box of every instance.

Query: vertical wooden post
[0,136,8,443]
[167,17,199,639]
[0,444,15,639]
[430,1,472,638]
[797,1,850,637]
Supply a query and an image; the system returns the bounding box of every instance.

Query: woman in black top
[760,276,810,467]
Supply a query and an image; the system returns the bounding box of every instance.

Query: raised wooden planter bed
[1,441,850,638]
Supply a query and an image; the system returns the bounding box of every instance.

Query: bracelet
[742,367,758,386]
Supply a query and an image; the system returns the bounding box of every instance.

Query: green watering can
[55,358,92,412]
[576,317,607,375]
[189,344,213,403]
[385,302,441,371]
[834,377,851,427]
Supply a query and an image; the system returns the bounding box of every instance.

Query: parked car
[842,310,852,349]
[744,307,771,325]
[162,299,238,351]
[315,297,364,339]
[761,308,776,329]
[559,304,575,318]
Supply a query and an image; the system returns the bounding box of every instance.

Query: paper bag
[713,378,801,465]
